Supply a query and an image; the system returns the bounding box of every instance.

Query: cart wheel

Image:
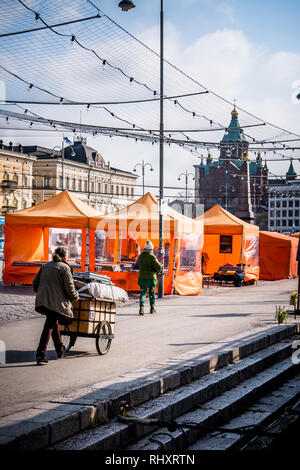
[61,333,77,352]
[96,321,112,355]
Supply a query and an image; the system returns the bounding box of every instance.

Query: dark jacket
[33,260,79,318]
[138,251,162,281]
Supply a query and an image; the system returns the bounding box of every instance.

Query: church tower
[219,105,249,160]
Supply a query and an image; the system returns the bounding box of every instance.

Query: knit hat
[144,240,154,252]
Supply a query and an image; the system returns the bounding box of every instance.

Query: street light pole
[178,171,195,202]
[118,0,164,296]
[133,160,154,195]
[158,0,164,298]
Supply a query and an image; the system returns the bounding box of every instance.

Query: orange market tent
[3,190,101,284]
[89,192,203,295]
[196,204,259,283]
[259,231,298,280]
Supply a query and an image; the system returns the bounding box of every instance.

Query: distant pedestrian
[33,246,79,365]
[138,240,162,315]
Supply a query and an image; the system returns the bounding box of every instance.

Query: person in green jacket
[137,240,162,315]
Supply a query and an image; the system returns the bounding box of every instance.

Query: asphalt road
[0,278,298,417]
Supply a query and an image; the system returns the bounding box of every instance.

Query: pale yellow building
[0,142,36,214]
[1,138,137,214]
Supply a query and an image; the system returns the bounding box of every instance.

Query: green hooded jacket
[138,251,162,281]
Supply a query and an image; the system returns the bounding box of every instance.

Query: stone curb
[128,359,300,451]
[50,337,297,450]
[0,323,298,450]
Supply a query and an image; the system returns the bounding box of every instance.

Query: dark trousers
[37,308,64,356]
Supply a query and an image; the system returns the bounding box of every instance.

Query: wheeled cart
[59,298,116,355]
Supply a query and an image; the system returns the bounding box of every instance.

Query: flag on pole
[64,136,72,144]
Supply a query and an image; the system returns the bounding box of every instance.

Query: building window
[289,200,293,207]
[270,201,274,208]
[78,179,82,192]
[131,187,134,197]
[116,185,119,195]
[59,175,63,188]
[98,182,101,193]
[121,186,124,196]
[282,210,286,217]
[276,210,280,217]
[23,174,28,187]
[91,182,94,193]
[289,210,293,217]
[84,180,88,192]
[104,183,108,194]
[295,210,299,217]
[44,175,51,188]
[295,200,299,207]
[66,177,70,189]
[72,178,76,190]
[276,201,280,208]
[270,210,275,217]
[282,220,287,226]
[126,187,129,196]
[289,219,293,226]
[32,177,36,188]
[270,220,274,227]
[282,200,287,207]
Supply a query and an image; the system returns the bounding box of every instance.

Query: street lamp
[118,0,135,11]
[119,0,165,297]
[133,160,154,195]
[51,143,76,190]
[178,171,195,202]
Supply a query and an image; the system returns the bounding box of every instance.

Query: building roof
[221,106,249,144]
[286,160,297,177]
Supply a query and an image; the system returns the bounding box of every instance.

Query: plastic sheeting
[242,235,259,282]
[78,282,128,303]
[90,193,203,295]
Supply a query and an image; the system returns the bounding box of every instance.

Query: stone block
[252,335,269,353]
[178,366,192,385]
[216,351,232,369]
[49,412,80,445]
[160,371,181,393]
[239,341,253,358]
[190,360,210,380]
[19,424,50,451]
[80,406,96,430]
[130,380,161,408]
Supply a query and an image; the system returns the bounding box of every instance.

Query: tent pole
[85,227,90,273]
[296,238,300,315]
[240,232,244,266]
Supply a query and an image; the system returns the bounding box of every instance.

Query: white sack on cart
[78,282,128,303]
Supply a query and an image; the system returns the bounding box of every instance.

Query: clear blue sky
[101,0,300,55]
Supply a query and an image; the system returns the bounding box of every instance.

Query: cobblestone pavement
[0,285,38,324]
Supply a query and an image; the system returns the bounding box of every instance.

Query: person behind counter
[33,246,79,365]
[137,240,162,316]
